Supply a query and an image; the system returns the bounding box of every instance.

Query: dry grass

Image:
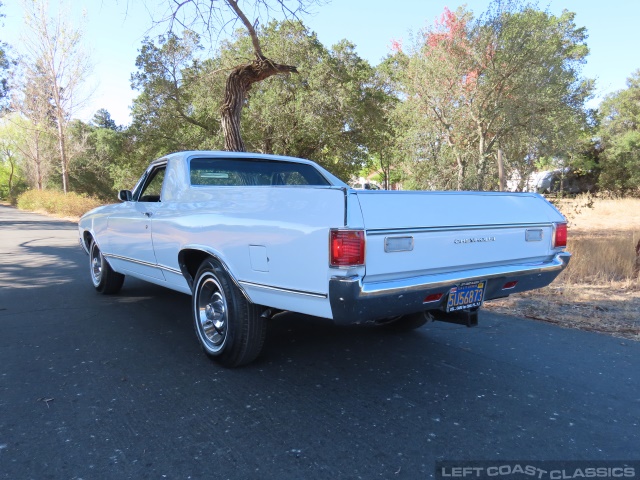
[486,196,640,341]
[560,196,640,233]
[561,233,640,284]
[16,189,103,220]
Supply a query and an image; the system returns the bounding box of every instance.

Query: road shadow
[0,219,78,231]
[0,243,83,290]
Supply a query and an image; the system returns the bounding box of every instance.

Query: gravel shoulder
[485,283,640,341]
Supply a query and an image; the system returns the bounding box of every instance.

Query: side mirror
[118,190,133,202]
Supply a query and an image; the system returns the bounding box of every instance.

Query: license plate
[447,281,486,312]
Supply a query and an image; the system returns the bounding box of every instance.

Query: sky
[2,0,639,127]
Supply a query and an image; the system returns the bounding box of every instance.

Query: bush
[17,189,104,219]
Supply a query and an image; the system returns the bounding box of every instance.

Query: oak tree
[394,1,592,190]
[156,0,322,152]
[597,70,640,193]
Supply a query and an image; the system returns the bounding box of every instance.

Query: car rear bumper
[328,251,571,325]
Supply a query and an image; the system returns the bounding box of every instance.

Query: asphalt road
[0,204,639,480]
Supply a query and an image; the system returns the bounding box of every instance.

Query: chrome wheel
[191,258,267,366]
[88,239,124,294]
[195,274,228,353]
[90,242,103,287]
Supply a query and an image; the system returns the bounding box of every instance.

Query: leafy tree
[598,70,640,193]
[64,116,137,196]
[231,21,380,180]
[130,21,382,181]
[20,0,92,193]
[154,0,323,152]
[393,1,593,190]
[9,64,57,190]
[359,56,402,189]
[0,119,28,199]
[130,30,222,159]
[0,1,11,109]
[92,109,119,131]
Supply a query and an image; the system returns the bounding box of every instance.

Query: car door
[106,163,166,280]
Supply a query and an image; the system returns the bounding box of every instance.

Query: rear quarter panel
[151,186,348,317]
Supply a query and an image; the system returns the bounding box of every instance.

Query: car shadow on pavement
[0,243,83,290]
[0,219,78,231]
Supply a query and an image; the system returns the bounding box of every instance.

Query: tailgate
[355,191,564,281]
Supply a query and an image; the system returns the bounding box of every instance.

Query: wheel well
[82,231,94,252]
[178,249,215,289]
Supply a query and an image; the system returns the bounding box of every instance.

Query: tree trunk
[634,239,640,280]
[35,133,43,191]
[220,1,297,152]
[477,132,486,190]
[456,154,465,190]
[7,152,14,197]
[56,118,69,193]
[497,148,505,191]
[221,56,297,152]
[379,150,390,190]
[262,125,274,154]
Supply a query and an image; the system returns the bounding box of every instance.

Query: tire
[192,258,267,367]
[89,239,124,294]
[379,311,430,331]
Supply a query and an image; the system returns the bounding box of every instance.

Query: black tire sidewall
[90,240,107,291]
[192,260,241,360]
[90,239,124,294]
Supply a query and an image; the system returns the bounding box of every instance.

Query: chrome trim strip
[357,252,571,298]
[178,245,251,300]
[238,280,328,299]
[159,265,183,275]
[366,222,554,236]
[105,253,157,269]
[104,253,182,275]
[343,187,348,227]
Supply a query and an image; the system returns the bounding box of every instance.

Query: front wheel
[192,258,267,367]
[89,239,124,294]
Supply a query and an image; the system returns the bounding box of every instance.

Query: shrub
[17,189,104,219]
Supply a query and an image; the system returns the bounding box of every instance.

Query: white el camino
[78,151,570,367]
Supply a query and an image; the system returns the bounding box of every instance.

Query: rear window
[190,158,330,187]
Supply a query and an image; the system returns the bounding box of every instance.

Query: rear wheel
[192,258,267,367]
[89,239,124,294]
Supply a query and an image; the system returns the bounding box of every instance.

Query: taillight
[423,293,444,303]
[553,223,567,248]
[330,229,365,267]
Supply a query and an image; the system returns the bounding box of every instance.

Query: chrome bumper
[328,252,571,325]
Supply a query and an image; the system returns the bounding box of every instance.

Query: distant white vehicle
[350,177,381,190]
[79,151,570,366]
[507,170,554,193]
[509,169,595,194]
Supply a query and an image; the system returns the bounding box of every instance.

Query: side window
[138,167,166,202]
